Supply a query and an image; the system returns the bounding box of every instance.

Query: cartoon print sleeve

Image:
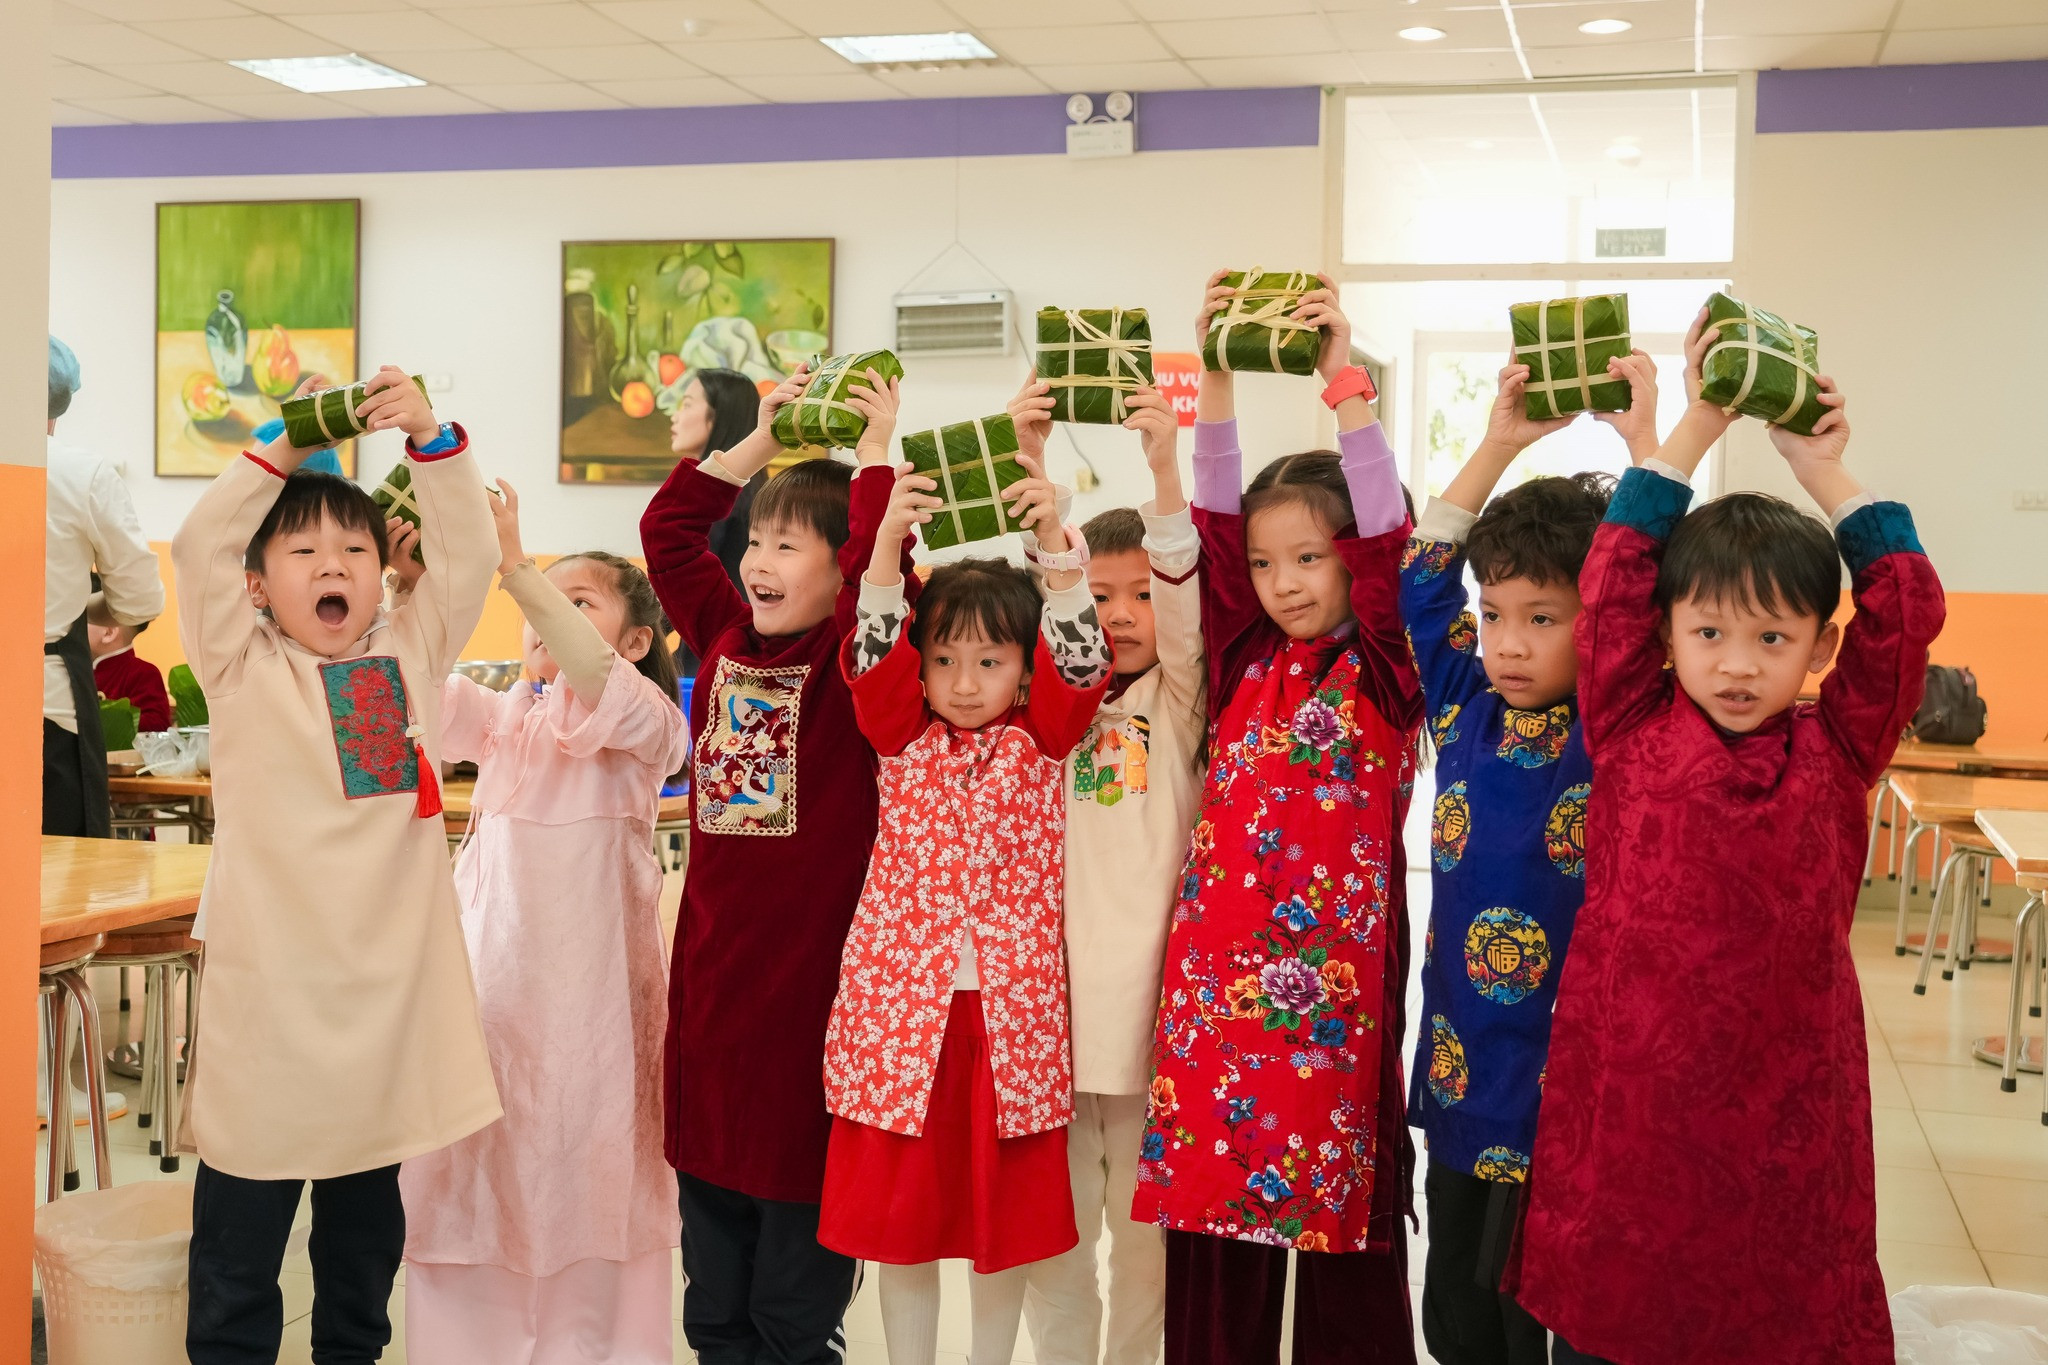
[842,577,929,759]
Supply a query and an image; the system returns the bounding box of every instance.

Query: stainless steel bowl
[454,659,523,692]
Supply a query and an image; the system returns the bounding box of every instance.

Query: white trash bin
[1893,1285,2048,1364]
[34,1182,192,1365]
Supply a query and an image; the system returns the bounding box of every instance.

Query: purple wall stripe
[52,85,1321,179]
[1757,60,2048,134]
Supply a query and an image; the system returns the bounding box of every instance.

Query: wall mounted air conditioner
[893,290,1012,357]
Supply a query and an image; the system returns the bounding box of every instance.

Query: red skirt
[818,991,1077,1273]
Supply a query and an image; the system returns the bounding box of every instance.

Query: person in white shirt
[44,335,164,837]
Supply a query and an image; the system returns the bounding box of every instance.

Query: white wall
[50,145,1324,557]
[1731,123,2048,595]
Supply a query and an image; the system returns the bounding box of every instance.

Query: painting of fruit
[561,238,832,483]
[156,199,359,477]
[249,324,301,398]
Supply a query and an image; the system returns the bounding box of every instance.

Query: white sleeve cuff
[858,575,907,614]
[1829,490,1877,528]
[698,454,748,488]
[1644,457,1692,487]
[1044,577,1096,619]
[1415,498,1479,544]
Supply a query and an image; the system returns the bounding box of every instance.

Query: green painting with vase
[155,199,360,478]
[560,238,834,483]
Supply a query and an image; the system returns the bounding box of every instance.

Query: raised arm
[1574,466,1690,753]
[641,459,752,656]
[1123,386,1204,723]
[1029,578,1115,757]
[170,448,292,698]
[393,432,496,679]
[484,479,614,703]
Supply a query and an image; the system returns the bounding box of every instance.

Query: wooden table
[107,774,214,842]
[1890,772,2048,825]
[1892,739,2048,775]
[1973,810,2048,1103]
[42,836,209,944]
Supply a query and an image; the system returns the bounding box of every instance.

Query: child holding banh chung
[1507,310,1946,1365]
[818,452,1111,1365]
[1399,353,1651,1365]
[169,368,500,1365]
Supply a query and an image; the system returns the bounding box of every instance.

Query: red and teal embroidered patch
[320,656,420,799]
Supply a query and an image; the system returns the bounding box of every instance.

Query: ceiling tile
[583,74,761,103]
[50,23,204,64]
[523,42,705,78]
[401,0,581,6]
[51,100,132,124]
[1509,0,1698,46]
[1698,0,1896,35]
[945,0,1138,26]
[98,59,285,94]
[322,84,500,113]
[1349,47,1528,82]
[234,0,417,12]
[69,92,246,121]
[871,65,1053,97]
[1881,24,2048,63]
[1327,7,1512,51]
[197,89,359,115]
[1184,53,1366,87]
[65,0,252,18]
[590,1,798,43]
[1128,0,1315,18]
[755,0,964,33]
[1702,31,1882,69]
[1154,14,1339,60]
[375,47,565,82]
[438,4,642,47]
[456,80,625,109]
[982,24,1169,65]
[129,15,349,58]
[674,36,860,74]
[50,3,108,24]
[1028,59,1205,92]
[284,10,495,51]
[49,64,158,99]
[1524,37,1698,76]
[1893,0,2048,28]
[725,70,898,100]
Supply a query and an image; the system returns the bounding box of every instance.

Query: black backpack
[1907,665,1987,745]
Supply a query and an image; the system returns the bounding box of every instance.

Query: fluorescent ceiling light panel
[1397,26,1447,41]
[230,54,425,93]
[1578,18,1634,35]
[820,32,998,65]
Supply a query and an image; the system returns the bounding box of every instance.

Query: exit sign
[1596,227,1667,258]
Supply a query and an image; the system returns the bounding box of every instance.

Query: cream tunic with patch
[173,446,502,1180]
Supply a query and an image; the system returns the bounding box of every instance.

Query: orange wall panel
[1,464,43,1345]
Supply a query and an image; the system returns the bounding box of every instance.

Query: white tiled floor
[36,853,2048,1363]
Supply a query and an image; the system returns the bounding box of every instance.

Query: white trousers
[404,1250,674,1365]
[1022,1092,1164,1365]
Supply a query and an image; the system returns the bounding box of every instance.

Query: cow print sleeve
[851,577,909,677]
[1042,582,1112,689]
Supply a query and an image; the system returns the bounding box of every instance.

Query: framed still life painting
[155,199,361,478]
[560,238,834,483]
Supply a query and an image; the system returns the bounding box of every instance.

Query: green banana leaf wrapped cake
[771,350,904,450]
[371,462,427,563]
[1698,291,1827,436]
[902,414,1026,551]
[1201,270,1322,375]
[1036,307,1153,424]
[281,374,427,448]
[100,698,138,754]
[1509,294,1633,420]
[168,664,208,728]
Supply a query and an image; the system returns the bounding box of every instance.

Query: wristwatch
[1022,522,1091,574]
[1320,365,1378,409]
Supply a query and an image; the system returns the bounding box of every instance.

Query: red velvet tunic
[1507,470,1945,1365]
[641,460,910,1204]
[95,648,170,733]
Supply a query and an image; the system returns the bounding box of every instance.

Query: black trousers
[679,1172,861,1365]
[187,1162,404,1365]
[1549,1340,1618,1365]
[1421,1161,1549,1365]
[42,718,95,837]
[1163,1226,1413,1365]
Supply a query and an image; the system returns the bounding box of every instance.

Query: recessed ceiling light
[1398,25,1448,42]
[1604,140,1643,165]
[820,31,998,66]
[1579,18,1634,35]
[1467,139,1493,150]
[229,54,425,93]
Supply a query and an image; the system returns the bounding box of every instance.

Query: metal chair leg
[56,991,80,1193]
[1983,859,1995,910]
[118,965,129,1013]
[2003,893,2042,1092]
[1896,821,1931,956]
[42,990,65,1204]
[55,971,112,1191]
[1916,848,1962,994]
[158,963,181,1172]
[1955,852,1984,973]
[1864,785,1889,887]
[138,965,158,1136]
[1938,848,1975,983]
